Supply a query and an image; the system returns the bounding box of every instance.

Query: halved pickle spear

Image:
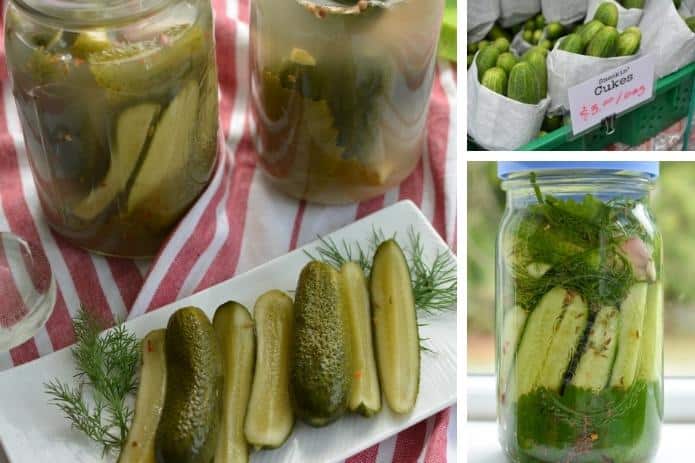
[509,287,567,400]
[610,283,648,389]
[370,240,419,414]
[637,283,663,383]
[73,103,160,220]
[117,329,166,463]
[537,293,589,391]
[213,302,255,463]
[498,305,529,401]
[572,306,619,391]
[71,31,111,59]
[340,262,381,417]
[89,25,205,94]
[127,80,199,213]
[245,290,294,449]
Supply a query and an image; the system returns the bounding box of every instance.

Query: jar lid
[497,162,659,179]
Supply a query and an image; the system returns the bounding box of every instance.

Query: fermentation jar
[4,0,219,257]
[249,0,443,204]
[496,162,663,463]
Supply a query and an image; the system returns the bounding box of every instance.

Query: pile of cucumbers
[467,24,512,69]
[477,46,548,105]
[559,3,642,57]
[515,14,569,51]
[117,240,420,463]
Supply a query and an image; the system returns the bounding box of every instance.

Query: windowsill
[467,421,695,463]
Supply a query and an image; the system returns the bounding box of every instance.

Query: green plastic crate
[467,63,695,151]
[520,62,695,150]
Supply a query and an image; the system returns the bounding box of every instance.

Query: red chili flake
[147,339,154,352]
[354,370,363,380]
[132,441,138,447]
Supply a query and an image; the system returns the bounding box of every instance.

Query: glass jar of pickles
[496,162,663,463]
[4,0,219,257]
[249,0,443,204]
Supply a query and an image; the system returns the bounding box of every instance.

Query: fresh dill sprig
[304,226,390,276]
[510,178,652,311]
[306,226,457,316]
[45,307,139,455]
[405,228,458,315]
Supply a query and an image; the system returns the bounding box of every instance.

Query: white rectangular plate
[0,200,457,463]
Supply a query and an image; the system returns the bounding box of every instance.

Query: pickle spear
[370,240,420,414]
[245,291,295,449]
[89,25,205,95]
[610,283,649,389]
[340,261,381,417]
[127,80,199,213]
[213,302,255,463]
[73,103,160,220]
[118,329,166,463]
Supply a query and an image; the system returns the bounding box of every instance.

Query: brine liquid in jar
[249,0,444,204]
[496,163,663,463]
[4,0,219,257]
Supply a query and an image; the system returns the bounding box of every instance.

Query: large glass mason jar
[4,0,219,257]
[249,0,443,204]
[496,163,663,463]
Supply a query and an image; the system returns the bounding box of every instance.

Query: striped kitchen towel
[0,0,457,461]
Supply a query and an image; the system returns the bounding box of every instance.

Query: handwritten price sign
[567,55,656,136]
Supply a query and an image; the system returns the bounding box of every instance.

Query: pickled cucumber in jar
[4,0,219,257]
[250,0,443,204]
[497,167,663,463]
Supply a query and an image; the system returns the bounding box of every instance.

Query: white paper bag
[468,0,501,42]
[500,0,541,28]
[511,31,535,56]
[468,57,551,150]
[541,0,587,24]
[584,0,644,31]
[641,0,695,78]
[547,47,639,113]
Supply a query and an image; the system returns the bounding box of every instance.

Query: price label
[567,54,656,136]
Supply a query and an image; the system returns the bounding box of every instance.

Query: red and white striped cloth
[0,0,457,461]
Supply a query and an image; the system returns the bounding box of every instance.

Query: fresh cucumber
[371,240,420,414]
[291,262,351,426]
[510,287,567,400]
[498,305,529,402]
[155,307,223,463]
[572,306,620,391]
[213,302,255,463]
[341,262,381,417]
[537,294,589,391]
[118,330,166,463]
[245,290,294,449]
[637,283,663,383]
[74,103,160,221]
[610,283,648,388]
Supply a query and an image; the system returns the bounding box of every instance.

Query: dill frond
[306,226,457,315]
[45,307,139,455]
[510,179,652,312]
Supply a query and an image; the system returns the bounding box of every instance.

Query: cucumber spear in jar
[500,177,662,463]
